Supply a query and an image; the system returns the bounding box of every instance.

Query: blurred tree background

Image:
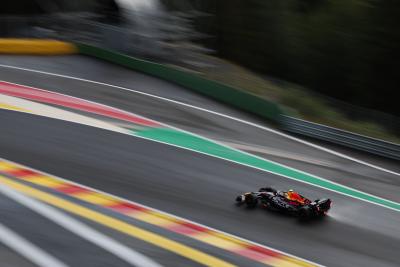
[2,0,398,117]
[162,0,400,117]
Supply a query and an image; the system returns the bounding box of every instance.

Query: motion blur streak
[0,222,68,267]
[0,175,236,267]
[0,179,163,267]
[0,63,397,177]
[0,159,319,267]
[0,80,160,127]
[1,80,399,212]
[0,103,28,112]
[0,39,77,55]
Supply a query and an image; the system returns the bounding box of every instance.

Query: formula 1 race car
[235,187,331,219]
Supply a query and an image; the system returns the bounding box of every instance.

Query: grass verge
[196,56,400,144]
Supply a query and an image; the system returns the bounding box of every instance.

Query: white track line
[2,79,400,215]
[0,158,324,267]
[0,63,398,177]
[0,223,68,267]
[3,103,400,216]
[0,93,130,134]
[0,180,163,267]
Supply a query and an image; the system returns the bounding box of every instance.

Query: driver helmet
[287,189,296,199]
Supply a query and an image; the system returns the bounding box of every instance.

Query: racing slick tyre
[235,195,243,202]
[298,206,312,219]
[244,194,258,208]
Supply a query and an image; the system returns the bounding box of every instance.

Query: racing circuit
[0,55,400,267]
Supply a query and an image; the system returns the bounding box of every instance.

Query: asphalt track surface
[0,191,134,267]
[0,55,399,203]
[0,55,399,266]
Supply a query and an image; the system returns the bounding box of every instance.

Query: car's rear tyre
[317,198,332,212]
[298,206,312,219]
[235,195,244,202]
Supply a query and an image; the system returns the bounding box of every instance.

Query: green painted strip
[77,43,283,122]
[134,127,400,211]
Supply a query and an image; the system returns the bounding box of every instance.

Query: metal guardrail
[281,115,400,160]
